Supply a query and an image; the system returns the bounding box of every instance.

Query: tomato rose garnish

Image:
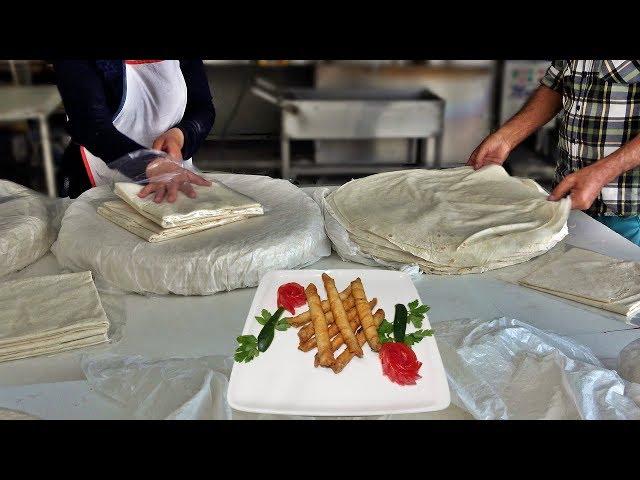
[379,342,422,386]
[277,282,307,315]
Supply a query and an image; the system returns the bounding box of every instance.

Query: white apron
[80,60,192,186]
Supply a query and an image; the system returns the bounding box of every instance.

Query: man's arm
[467,85,563,169]
[497,85,563,149]
[548,134,640,210]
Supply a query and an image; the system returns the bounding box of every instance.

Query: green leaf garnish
[404,329,434,346]
[407,299,430,328]
[275,317,290,331]
[377,300,432,346]
[377,318,395,344]
[234,335,259,363]
[255,309,272,325]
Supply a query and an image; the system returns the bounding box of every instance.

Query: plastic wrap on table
[0,180,62,277]
[435,316,640,419]
[81,354,233,420]
[52,173,331,295]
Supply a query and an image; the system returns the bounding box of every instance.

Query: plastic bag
[0,180,60,277]
[436,316,640,419]
[52,173,331,295]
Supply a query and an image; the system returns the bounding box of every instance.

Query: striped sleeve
[540,60,566,92]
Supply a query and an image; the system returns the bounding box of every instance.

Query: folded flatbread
[0,271,110,362]
[519,247,640,316]
[114,180,263,228]
[97,200,249,243]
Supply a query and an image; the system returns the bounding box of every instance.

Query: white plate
[227,269,450,416]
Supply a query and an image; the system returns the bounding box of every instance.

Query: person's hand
[152,128,184,160]
[139,158,211,203]
[467,131,512,170]
[547,161,616,210]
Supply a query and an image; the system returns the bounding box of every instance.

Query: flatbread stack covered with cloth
[97,180,264,242]
[519,247,640,317]
[0,180,55,277]
[0,271,110,362]
[323,165,571,274]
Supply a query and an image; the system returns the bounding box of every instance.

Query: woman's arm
[52,60,145,164]
[174,59,216,159]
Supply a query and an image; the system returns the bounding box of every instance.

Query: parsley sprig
[378,299,433,346]
[407,300,430,328]
[234,335,259,363]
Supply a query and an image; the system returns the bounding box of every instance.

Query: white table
[0,85,62,198]
[0,209,638,419]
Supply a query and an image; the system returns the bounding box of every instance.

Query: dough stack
[324,166,571,274]
[519,247,640,317]
[0,271,110,362]
[97,180,264,242]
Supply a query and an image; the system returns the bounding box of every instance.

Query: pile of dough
[325,166,571,274]
[114,180,263,228]
[519,247,640,316]
[97,201,248,243]
[0,271,110,362]
[0,180,55,277]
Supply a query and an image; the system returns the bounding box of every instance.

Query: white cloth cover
[114,180,263,228]
[436,317,640,419]
[519,247,640,316]
[0,180,55,277]
[323,166,570,274]
[52,174,331,295]
[97,201,248,243]
[0,272,110,362]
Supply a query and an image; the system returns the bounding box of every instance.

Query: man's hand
[467,132,512,170]
[547,161,617,210]
[139,158,211,203]
[152,128,184,160]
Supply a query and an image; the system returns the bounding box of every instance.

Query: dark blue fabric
[53,60,215,189]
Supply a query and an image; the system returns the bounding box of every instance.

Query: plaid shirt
[541,60,640,216]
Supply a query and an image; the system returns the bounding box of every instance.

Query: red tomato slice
[277,282,307,315]
[379,342,422,386]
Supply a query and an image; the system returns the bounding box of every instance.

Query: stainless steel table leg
[420,137,429,167]
[433,133,443,169]
[38,114,57,198]
[281,136,290,180]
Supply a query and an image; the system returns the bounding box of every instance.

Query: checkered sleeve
[540,60,566,93]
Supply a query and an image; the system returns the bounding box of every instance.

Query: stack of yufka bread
[288,273,384,373]
[98,180,263,242]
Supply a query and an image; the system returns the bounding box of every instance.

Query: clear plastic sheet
[0,180,60,277]
[52,173,331,295]
[81,354,233,420]
[436,316,640,419]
